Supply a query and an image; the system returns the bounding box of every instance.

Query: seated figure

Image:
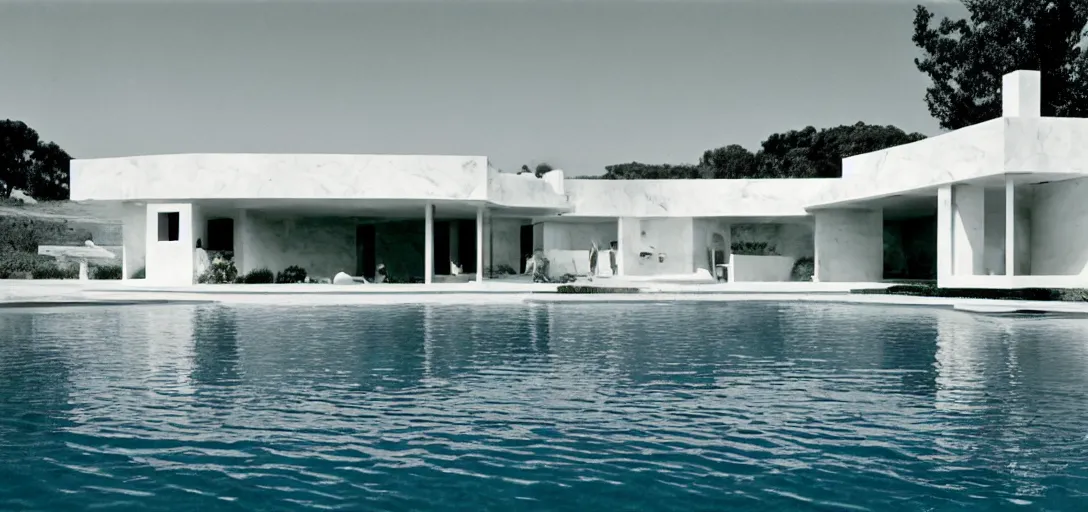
[528,249,550,283]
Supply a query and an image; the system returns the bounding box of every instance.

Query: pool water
[2,302,1088,511]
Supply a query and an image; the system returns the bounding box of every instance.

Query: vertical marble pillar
[813,209,883,282]
[952,185,985,276]
[476,206,485,283]
[424,203,434,284]
[616,217,640,276]
[121,203,147,280]
[1002,70,1041,118]
[1005,178,1016,277]
[936,186,952,281]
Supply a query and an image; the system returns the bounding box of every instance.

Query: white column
[424,203,434,284]
[936,186,952,283]
[951,185,986,276]
[476,205,485,283]
[1005,177,1016,276]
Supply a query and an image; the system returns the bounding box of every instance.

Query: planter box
[728,254,795,282]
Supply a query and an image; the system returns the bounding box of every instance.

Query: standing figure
[609,241,619,276]
[194,239,211,282]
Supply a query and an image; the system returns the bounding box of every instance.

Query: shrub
[198,259,240,284]
[731,241,778,256]
[487,264,517,276]
[851,284,1088,302]
[556,285,640,294]
[31,264,79,280]
[275,265,308,283]
[0,252,78,279]
[241,268,274,284]
[790,257,814,282]
[92,264,122,280]
[132,266,146,279]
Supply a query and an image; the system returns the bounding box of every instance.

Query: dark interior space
[433,221,451,275]
[206,218,234,252]
[520,224,533,273]
[456,219,477,273]
[883,215,937,280]
[356,224,376,278]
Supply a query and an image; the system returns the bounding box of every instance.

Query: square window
[157,211,180,241]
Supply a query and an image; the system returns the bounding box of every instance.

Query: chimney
[1002,70,1041,117]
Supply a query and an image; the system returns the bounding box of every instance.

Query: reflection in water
[2,303,1088,510]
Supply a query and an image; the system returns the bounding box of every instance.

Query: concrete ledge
[3,280,1087,315]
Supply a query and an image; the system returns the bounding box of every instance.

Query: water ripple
[3,302,1088,510]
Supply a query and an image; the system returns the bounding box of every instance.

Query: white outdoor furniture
[715,263,730,282]
[38,243,117,281]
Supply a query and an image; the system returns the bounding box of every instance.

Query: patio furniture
[38,242,117,281]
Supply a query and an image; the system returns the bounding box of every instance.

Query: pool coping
[3,291,1088,316]
[2,280,1087,315]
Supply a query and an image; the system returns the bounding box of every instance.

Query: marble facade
[69,70,1088,288]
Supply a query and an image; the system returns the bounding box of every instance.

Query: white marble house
[69,70,1088,288]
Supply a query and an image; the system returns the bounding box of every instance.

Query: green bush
[0,251,78,279]
[731,241,778,256]
[31,264,79,280]
[241,268,274,284]
[487,264,517,276]
[790,256,814,282]
[556,285,640,294]
[92,264,122,280]
[276,265,308,283]
[852,284,1088,302]
[198,259,240,284]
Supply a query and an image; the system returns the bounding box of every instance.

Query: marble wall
[823,120,1005,205]
[1005,118,1088,176]
[242,213,357,280]
[487,170,568,209]
[72,154,490,202]
[983,188,1006,275]
[1029,177,1088,276]
[814,209,883,282]
[121,203,146,279]
[951,185,986,276]
[540,222,616,251]
[616,217,640,275]
[1013,187,1033,275]
[623,218,695,276]
[143,202,195,286]
[564,179,835,218]
[488,218,524,273]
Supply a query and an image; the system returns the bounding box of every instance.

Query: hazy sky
[0,0,967,176]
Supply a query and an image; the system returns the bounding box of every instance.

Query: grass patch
[852,284,1088,302]
[556,285,640,294]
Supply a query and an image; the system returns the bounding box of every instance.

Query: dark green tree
[601,162,703,180]
[698,144,758,179]
[912,0,1088,130]
[0,120,72,200]
[692,123,926,180]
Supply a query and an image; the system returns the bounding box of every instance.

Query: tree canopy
[0,120,72,200]
[912,0,1088,130]
[595,122,926,180]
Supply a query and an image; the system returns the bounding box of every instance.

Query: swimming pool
[2,302,1087,510]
